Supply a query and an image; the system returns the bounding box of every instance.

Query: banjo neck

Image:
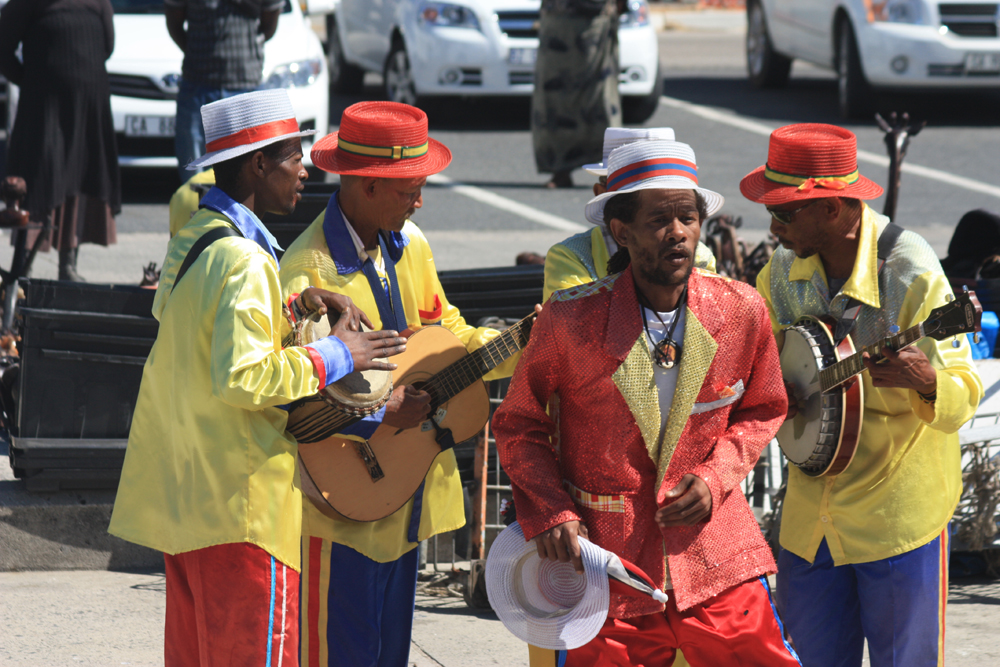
[424,313,534,410]
[818,322,924,392]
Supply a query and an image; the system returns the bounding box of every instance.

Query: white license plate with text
[508,48,537,67]
[965,52,1000,74]
[125,115,175,137]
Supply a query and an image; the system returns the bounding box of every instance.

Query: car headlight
[867,0,925,25]
[262,58,323,89]
[619,0,650,28]
[420,2,481,31]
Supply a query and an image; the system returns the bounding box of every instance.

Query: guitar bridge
[353,440,385,483]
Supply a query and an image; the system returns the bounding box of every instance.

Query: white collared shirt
[339,200,385,273]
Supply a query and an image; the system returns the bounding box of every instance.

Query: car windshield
[110,0,292,14]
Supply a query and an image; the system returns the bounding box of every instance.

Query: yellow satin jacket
[280,206,519,563]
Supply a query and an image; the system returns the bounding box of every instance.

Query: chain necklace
[637,286,686,370]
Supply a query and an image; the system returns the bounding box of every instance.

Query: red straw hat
[740,123,883,205]
[311,101,452,177]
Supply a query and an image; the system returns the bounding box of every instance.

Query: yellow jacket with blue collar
[279,192,520,562]
[110,191,353,571]
[757,204,982,566]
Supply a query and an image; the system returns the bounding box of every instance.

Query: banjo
[778,290,982,477]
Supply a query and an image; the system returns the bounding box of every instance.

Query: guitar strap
[170,226,242,296]
[832,222,904,344]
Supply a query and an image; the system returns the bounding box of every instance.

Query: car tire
[746,0,791,89]
[327,16,364,94]
[384,41,419,107]
[622,62,663,124]
[837,19,875,119]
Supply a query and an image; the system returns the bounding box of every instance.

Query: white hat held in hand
[186,89,316,170]
[583,127,678,176]
[486,521,668,651]
[584,140,725,227]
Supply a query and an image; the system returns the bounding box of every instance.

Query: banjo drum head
[298,313,392,415]
[776,318,843,475]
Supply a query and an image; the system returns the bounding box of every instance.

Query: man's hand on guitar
[300,287,373,332]
[656,474,713,527]
[382,385,431,429]
[330,308,406,372]
[863,346,937,395]
[533,520,589,575]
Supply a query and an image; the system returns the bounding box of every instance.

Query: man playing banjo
[279,101,521,667]
[745,123,982,667]
[109,90,407,666]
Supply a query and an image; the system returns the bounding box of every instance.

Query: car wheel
[327,16,364,94]
[622,63,663,124]
[384,42,418,107]
[837,19,875,119]
[746,1,791,89]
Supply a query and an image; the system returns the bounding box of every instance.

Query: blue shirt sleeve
[305,335,354,388]
[339,405,386,439]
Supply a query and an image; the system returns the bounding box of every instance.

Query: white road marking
[659,95,1000,200]
[428,174,588,232]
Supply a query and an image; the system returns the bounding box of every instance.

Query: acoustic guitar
[298,314,533,522]
[778,290,981,477]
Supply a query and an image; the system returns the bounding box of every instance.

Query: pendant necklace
[638,287,685,370]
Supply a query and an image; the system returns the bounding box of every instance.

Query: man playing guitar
[279,101,521,667]
[745,123,982,667]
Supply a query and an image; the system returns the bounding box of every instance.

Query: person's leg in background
[776,539,865,667]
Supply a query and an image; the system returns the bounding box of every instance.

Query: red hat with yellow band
[739,123,883,205]
[311,101,452,177]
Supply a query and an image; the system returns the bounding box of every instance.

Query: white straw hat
[486,521,668,651]
[187,89,316,170]
[583,127,677,176]
[584,140,725,226]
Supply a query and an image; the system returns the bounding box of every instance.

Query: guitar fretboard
[819,323,925,391]
[425,315,533,409]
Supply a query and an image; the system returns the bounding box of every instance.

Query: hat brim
[186,130,317,170]
[583,162,607,177]
[739,165,884,205]
[310,131,452,177]
[584,178,725,226]
[486,522,610,650]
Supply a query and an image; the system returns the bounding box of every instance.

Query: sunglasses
[766,200,818,225]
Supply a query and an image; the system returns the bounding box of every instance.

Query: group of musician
[108,88,981,667]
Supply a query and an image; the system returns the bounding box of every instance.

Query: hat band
[337,137,429,160]
[764,165,860,192]
[607,158,698,192]
[205,117,301,153]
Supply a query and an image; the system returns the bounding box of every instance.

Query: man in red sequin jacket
[494,140,800,666]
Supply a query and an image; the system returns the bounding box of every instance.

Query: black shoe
[58,247,86,282]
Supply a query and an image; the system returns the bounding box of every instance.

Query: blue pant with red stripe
[776,531,949,667]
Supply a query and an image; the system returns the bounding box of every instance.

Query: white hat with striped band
[583,127,677,177]
[486,521,668,650]
[186,89,316,170]
[584,140,724,226]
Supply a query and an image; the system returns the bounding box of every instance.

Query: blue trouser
[174,79,252,180]
[321,542,419,667]
[776,531,949,667]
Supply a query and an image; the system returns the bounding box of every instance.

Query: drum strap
[170,226,242,296]
[360,232,408,332]
[832,222,904,344]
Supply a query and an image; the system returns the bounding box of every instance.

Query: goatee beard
[639,262,693,287]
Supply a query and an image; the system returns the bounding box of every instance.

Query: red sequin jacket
[493,267,787,615]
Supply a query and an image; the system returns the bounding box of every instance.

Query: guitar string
[819,324,923,390]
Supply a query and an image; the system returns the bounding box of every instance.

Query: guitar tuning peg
[889,325,900,335]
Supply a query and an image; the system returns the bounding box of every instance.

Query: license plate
[125,115,175,137]
[965,52,1000,74]
[508,47,537,67]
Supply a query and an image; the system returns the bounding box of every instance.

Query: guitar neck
[425,314,534,407]
[819,323,924,392]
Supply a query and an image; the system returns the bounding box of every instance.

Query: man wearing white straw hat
[109,89,407,667]
[542,127,716,301]
[494,140,802,665]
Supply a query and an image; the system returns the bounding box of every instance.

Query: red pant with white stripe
[164,542,299,667]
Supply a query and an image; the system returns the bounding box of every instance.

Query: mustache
[661,245,691,259]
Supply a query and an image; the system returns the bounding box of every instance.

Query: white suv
[746,0,1000,117]
[329,0,663,123]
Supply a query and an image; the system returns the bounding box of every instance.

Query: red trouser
[563,577,802,667]
[164,542,299,667]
